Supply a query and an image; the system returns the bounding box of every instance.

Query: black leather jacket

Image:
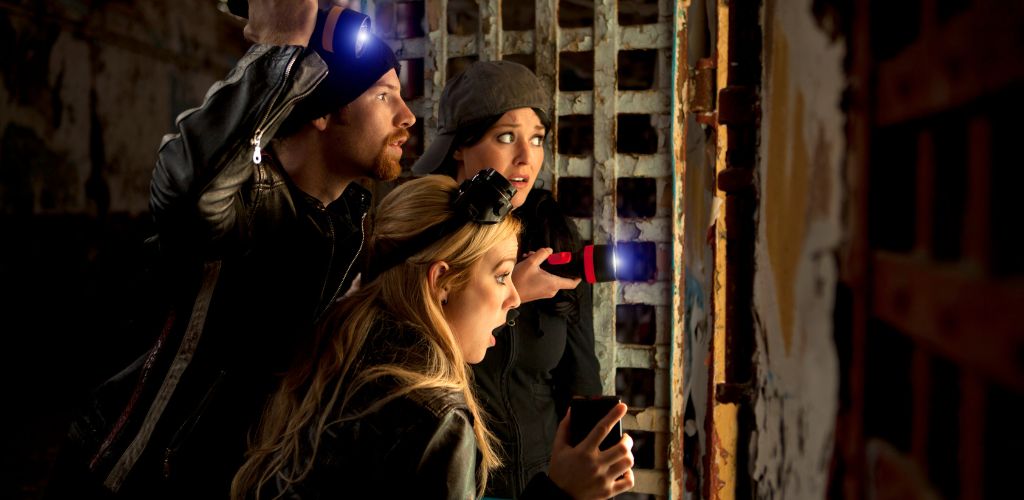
[265,318,571,500]
[58,44,372,499]
[472,189,603,498]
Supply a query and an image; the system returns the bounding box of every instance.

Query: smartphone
[569,395,622,451]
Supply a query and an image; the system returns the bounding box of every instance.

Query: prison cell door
[837,1,1024,499]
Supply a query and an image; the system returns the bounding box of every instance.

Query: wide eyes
[496,132,545,146]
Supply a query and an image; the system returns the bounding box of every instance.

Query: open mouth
[386,130,410,152]
[507,176,530,186]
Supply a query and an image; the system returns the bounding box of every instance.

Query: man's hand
[547,403,636,499]
[243,0,318,47]
[511,248,582,304]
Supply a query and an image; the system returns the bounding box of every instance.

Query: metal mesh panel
[362,0,681,496]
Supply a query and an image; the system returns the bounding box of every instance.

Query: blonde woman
[232,173,634,499]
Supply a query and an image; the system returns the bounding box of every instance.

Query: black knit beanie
[280,9,400,134]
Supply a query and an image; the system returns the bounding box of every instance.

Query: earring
[441,298,448,306]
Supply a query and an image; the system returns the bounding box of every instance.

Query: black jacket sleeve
[553,272,603,410]
[526,193,603,413]
[414,409,480,499]
[149,44,326,252]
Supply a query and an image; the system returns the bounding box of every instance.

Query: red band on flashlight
[322,6,344,53]
[547,252,572,265]
[583,245,596,284]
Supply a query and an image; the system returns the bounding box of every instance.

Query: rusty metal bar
[914,131,934,255]
[620,24,673,50]
[592,0,619,396]
[715,0,761,498]
[870,252,1024,392]
[557,27,592,52]
[709,0,735,497]
[875,1,1024,126]
[535,0,558,193]
[424,0,448,148]
[960,372,985,500]
[837,1,874,498]
[478,0,500,60]
[502,29,534,55]
[910,348,931,465]
[963,117,991,269]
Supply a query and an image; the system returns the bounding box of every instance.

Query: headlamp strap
[364,207,468,283]
[321,6,345,53]
[363,169,516,282]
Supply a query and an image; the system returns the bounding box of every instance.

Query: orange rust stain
[765,28,810,355]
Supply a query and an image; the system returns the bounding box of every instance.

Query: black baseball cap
[411,60,550,175]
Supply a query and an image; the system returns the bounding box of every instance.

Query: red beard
[375,129,410,181]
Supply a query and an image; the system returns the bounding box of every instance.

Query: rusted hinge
[715,381,754,404]
[717,147,756,193]
[690,57,717,125]
[718,85,758,126]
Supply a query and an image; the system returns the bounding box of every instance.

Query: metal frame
[365,0,684,496]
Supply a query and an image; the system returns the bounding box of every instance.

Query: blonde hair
[232,175,520,499]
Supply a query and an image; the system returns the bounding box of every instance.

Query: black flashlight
[220,1,371,58]
[541,244,618,284]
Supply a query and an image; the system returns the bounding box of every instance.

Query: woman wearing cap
[411,61,611,498]
[231,174,634,499]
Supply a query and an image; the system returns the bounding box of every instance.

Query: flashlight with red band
[541,244,618,284]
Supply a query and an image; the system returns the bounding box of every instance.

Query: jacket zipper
[250,50,305,165]
[502,319,526,492]
[315,210,367,323]
[333,211,367,304]
[162,370,227,480]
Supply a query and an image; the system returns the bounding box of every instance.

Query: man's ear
[311,115,329,132]
[428,261,450,300]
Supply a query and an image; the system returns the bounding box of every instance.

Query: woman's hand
[512,248,582,304]
[547,403,636,499]
[243,0,318,47]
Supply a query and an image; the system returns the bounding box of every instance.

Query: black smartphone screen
[569,395,621,451]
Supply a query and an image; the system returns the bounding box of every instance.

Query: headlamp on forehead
[321,7,372,58]
[452,168,516,224]
[364,169,517,282]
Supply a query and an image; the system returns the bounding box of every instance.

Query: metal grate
[840,1,1024,499]
[365,0,682,496]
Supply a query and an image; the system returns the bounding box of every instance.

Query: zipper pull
[252,129,264,164]
[163,448,174,479]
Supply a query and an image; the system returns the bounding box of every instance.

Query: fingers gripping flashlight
[223,1,371,58]
[541,244,618,284]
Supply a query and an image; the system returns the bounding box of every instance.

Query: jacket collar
[263,147,373,217]
[327,181,372,218]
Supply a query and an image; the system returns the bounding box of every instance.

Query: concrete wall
[0,2,245,497]
[750,0,845,497]
[1,0,246,216]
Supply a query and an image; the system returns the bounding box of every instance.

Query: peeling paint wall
[0,2,246,495]
[0,1,246,216]
[751,0,844,498]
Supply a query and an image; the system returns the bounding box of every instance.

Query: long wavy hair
[231,175,520,500]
